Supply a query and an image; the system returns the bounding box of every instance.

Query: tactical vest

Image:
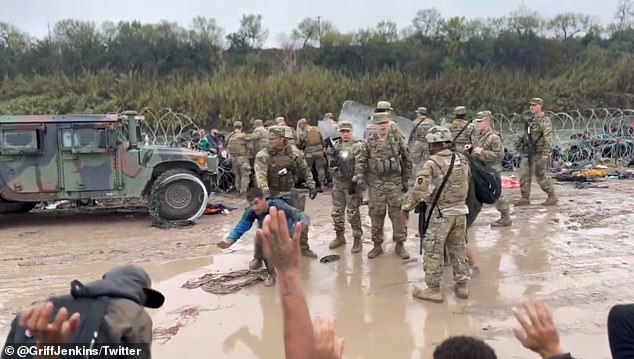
[429,151,469,210]
[304,126,323,151]
[449,119,473,147]
[478,130,504,169]
[227,133,248,157]
[334,139,360,179]
[519,115,548,155]
[366,133,402,177]
[4,293,120,358]
[266,147,296,194]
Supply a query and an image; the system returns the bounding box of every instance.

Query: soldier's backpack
[467,154,502,205]
[2,285,122,359]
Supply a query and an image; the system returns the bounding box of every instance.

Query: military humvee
[0,111,218,225]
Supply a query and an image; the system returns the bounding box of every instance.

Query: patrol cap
[372,112,391,124]
[324,112,333,119]
[338,121,353,131]
[268,126,285,138]
[415,107,427,114]
[425,125,452,143]
[376,101,393,111]
[454,106,466,115]
[276,116,286,125]
[474,111,492,121]
[530,97,544,105]
[253,119,263,126]
[297,118,307,126]
[234,121,243,128]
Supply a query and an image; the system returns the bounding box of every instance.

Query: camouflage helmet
[425,125,452,143]
[268,126,285,139]
[415,107,427,115]
[376,101,393,111]
[454,106,466,116]
[338,121,353,131]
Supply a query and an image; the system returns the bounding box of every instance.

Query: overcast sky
[1,0,619,47]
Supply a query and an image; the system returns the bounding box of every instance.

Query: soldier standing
[226,121,252,196]
[254,126,319,259]
[472,111,512,226]
[276,117,297,148]
[358,112,413,259]
[515,98,558,206]
[297,118,328,191]
[448,106,477,153]
[410,107,436,166]
[250,119,269,155]
[327,121,365,253]
[402,126,471,303]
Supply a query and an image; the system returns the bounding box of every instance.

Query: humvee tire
[0,201,37,214]
[149,169,208,222]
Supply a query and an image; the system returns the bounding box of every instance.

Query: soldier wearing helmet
[410,106,436,166]
[357,111,413,260]
[448,106,477,153]
[402,125,471,303]
[253,125,319,259]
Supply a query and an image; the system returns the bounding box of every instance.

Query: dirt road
[1,176,633,358]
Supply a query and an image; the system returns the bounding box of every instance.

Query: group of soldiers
[221,97,558,303]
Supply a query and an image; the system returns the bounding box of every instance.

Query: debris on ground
[182,269,269,294]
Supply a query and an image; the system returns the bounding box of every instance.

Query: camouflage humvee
[0,111,218,225]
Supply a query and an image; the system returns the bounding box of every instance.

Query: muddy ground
[1,172,633,358]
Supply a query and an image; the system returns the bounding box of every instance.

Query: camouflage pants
[331,178,363,239]
[280,188,310,250]
[368,181,407,244]
[519,156,553,198]
[423,214,469,288]
[495,194,510,215]
[410,141,430,166]
[306,151,328,186]
[232,157,251,194]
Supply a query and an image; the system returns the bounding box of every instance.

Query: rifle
[325,137,358,195]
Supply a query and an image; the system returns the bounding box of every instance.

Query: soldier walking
[402,126,471,303]
[254,126,319,260]
[448,106,477,153]
[471,111,512,227]
[358,112,413,260]
[326,121,366,253]
[226,121,252,196]
[410,107,436,166]
[515,98,558,206]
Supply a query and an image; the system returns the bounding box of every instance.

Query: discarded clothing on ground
[182,269,269,294]
[502,176,520,189]
[204,203,236,215]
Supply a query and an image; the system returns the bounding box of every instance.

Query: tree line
[0,1,633,127]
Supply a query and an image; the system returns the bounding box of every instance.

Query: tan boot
[367,244,384,259]
[394,243,410,260]
[413,286,444,303]
[541,192,558,206]
[491,213,512,227]
[264,274,276,287]
[351,237,362,254]
[249,258,263,270]
[302,248,318,258]
[515,197,530,206]
[329,232,346,249]
[455,284,469,299]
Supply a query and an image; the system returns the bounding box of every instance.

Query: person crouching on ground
[217,187,311,287]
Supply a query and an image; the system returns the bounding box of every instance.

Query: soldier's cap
[376,101,393,111]
[233,121,243,128]
[253,119,263,126]
[338,121,353,131]
[415,107,427,114]
[454,106,467,115]
[268,126,285,138]
[324,112,333,119]
[371,112,391,124]
[275,116,286,124]
[530,97,544,105]
[474,111,492,121]
[71,265,165,309]
[297,118,307,125]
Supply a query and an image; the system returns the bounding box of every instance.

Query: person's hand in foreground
[512,299,566,358]
[313,317,345,359]
[258,206,302,275]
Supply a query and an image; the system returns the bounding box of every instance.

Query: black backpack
[466,154,502,205]
[2,293,122,359]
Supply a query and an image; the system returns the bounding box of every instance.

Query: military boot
[455,284,469,299]
[394,242,410,260]
[329,232,346,249]
[541,192,558,206]
[351,236,362,254]
[264,273,276,287]
[367,244,384,259]
[491,213,512,227]
[301,248,318,258]
[249,240,264,270]
[413,286,444,303]
[515,197,531,206]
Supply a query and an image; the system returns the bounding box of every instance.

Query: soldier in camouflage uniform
[254,126,319,260]
[371,100,406,140]
[226,121,252,195]
[250,119,269,156]
[402,125,471,303]
[472,111,512,227]
[297,118,328,191]
[276,117,297,148]
[410,107,436,166]
[358,112,413,259]
[448,106,477,153]
[515,98,558,206]
[327,121,366,253]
